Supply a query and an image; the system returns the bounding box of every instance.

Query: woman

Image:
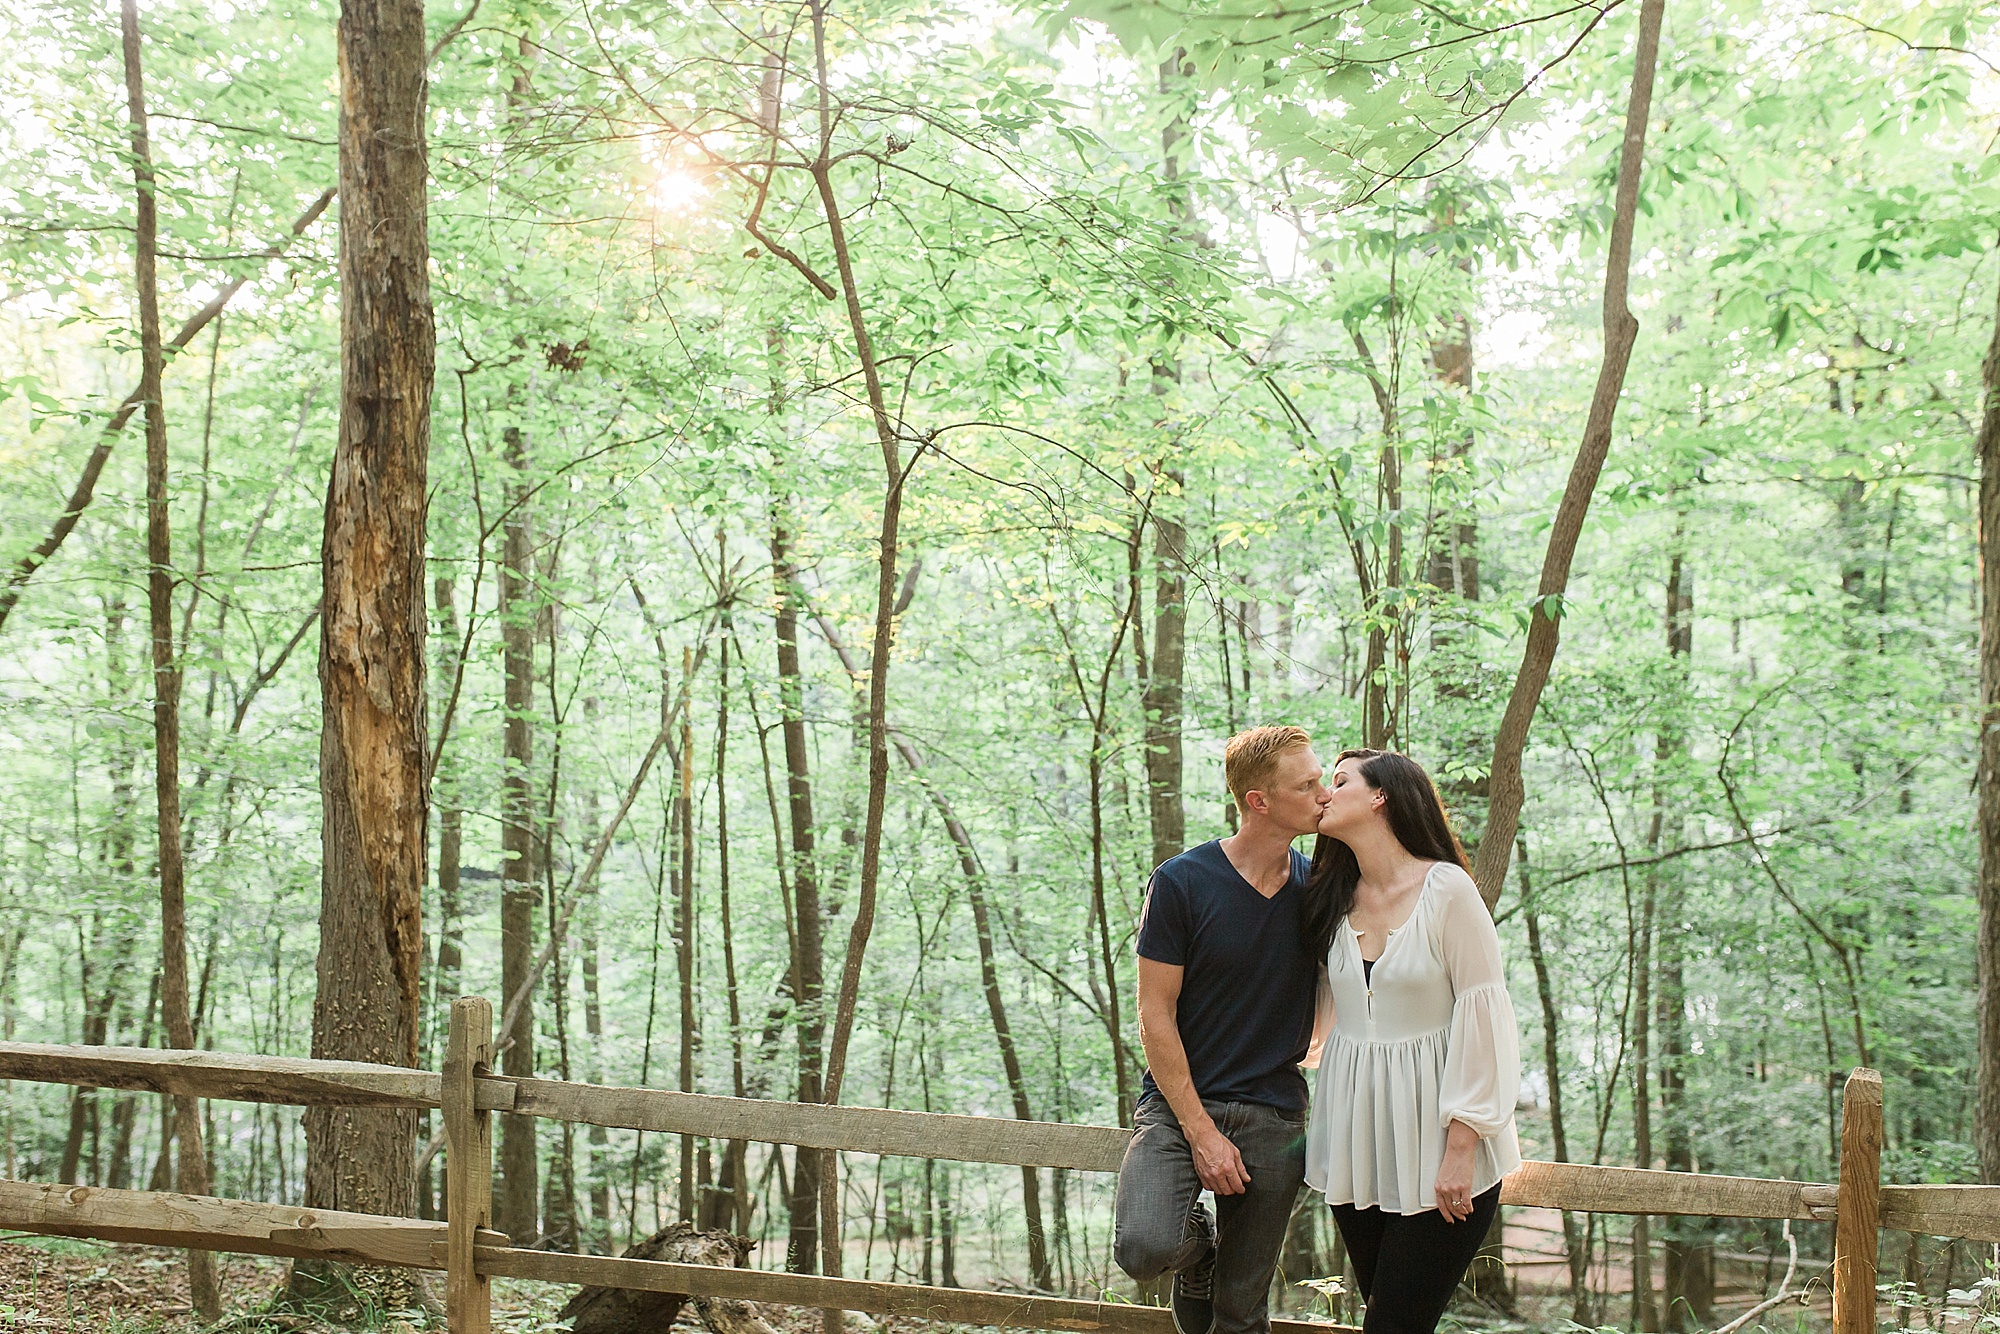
[1301,749,1522,1334]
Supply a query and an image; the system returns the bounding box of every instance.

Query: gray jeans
[1113,1097,1309,1334]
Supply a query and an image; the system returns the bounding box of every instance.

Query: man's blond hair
[1225,725,1314,810]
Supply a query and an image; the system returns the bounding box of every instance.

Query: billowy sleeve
[1435,866,1521,1138]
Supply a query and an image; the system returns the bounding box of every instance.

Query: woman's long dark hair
[1301,749,1469,959]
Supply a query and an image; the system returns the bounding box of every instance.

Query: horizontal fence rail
[0,1179,506,1269]
[3,999,1997,1334]
[0,1178,1332,1334]
[4,1038,1993,1239]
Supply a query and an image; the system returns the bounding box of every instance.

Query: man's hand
[1188,1120,1250,1195]
[1137,958,1248,1193]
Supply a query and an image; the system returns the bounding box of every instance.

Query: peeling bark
[292,0,433,1301]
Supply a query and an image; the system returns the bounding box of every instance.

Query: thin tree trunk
[806,606,1053,1288]
[58,922,98,1185]
[1426,271,1479,635]
[427,572,465,1224]
[289,0,432,1303]
[1976,233,2000,1186]
[1632,862,1656,1330]
[749,63,813,1259]
[579,693,612,1238]
[0,188,332,639]
[678,684,699,1221]
[1655,539,1708,1327]
[1090,564,1144,1125]
[106,970,158,1191]
[1143,54,1191,869]
[434,575,465,1016]
[1471,0,1668,907]
[1520,841,1590,1325]
[1048,552,1143,1127]
[710,620,752,1234]
[99,600,144,1192]
[62,922,135,1186]
[772,500,824,1274]
[497,423,540,1244]
[119,2,221,1314]
[948,814,1053,1289]
[804,9,918,1298]
[1635,555,1684,1334]
[1143,487,1188,866]
[1090,737,1136,1129]
[1351,327,1403,748]
[542,912,579,1251]
[538,564,580,1254]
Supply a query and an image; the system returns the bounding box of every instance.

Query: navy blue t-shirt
[1136,839,1318,1113]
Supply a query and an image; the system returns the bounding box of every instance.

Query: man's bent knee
[1115,1222,1208,1282]
[1114,1232,1170,1283]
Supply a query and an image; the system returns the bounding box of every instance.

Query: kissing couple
[1113,726,1522,1334]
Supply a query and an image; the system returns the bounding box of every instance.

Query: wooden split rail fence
[1,996,1996,1334]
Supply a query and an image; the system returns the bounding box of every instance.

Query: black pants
[1328,1185,1502,1334]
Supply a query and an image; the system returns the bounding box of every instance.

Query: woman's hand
[1434,1121,1480,1223]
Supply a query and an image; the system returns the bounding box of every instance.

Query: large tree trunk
[1470,0,1667,908]
[1976,247,2000,1186]
[290,0,432,1304]
[497,423,540,1244]
[119,1,221,1315]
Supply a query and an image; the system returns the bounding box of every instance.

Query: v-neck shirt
[1136,839,1318,1113]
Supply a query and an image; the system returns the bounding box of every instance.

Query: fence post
[444,996,495,1334]
[1832,1067,1883,1334]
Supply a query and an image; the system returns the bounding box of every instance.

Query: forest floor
[0,1232,1950,1334]
[0,1237,839,1334]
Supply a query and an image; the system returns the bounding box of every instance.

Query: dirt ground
[0,1229,1981,1333]
[0,1238,856,1334]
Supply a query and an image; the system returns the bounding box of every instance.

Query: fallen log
[560,1221,782,1334]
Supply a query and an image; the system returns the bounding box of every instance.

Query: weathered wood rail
[0,997,1993,1333]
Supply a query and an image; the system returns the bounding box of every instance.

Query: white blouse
[1304,861,1523,1215]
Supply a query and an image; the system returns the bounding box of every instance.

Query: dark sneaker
[1171,1203,1217,1334]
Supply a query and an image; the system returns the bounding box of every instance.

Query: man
[1114,725,1330,1334]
